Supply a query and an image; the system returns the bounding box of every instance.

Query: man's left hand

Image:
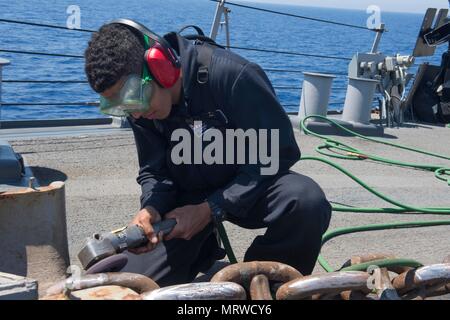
[164,202,212,241]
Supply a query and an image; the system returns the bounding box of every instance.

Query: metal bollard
[0,182,70,296]
[342,77,379,125]
[0,58,11,127]
[299,72,335,120]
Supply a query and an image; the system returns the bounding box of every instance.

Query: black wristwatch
[207,199,227,224]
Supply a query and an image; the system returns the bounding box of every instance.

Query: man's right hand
[128,206,163,254]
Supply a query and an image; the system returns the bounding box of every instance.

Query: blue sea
[0,0,445,120]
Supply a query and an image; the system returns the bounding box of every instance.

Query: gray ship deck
[2,121,450,286]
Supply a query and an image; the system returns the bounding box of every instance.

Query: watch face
[207,199,226,222]
[214,209,226,223]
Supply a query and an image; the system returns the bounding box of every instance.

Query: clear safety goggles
[99,72,154,117]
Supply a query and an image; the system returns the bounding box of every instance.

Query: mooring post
[342,77,379,125]
[299,72,335,121]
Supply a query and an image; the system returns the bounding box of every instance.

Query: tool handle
[124,218,177,250]
[153,218,177,236]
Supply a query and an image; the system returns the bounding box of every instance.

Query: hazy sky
[238,0,449,14]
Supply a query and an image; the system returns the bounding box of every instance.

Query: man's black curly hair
[85,23,145,93]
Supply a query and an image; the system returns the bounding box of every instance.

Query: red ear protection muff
[144,42,181,88]
[110,19,181,88]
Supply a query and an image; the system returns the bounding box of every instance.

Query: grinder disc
[85,254,128,274]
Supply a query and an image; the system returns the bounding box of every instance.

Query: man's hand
[128,206,163,254]
[164,202,212,241]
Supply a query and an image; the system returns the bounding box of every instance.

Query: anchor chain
[41,256,450,300]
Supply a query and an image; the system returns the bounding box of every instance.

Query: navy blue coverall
[121,32,332,286]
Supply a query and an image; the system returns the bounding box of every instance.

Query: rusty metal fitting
[425,282,450,298]
[141,282,246,300]
[346,152,368,159]
[211,261,302,288]
[249,274,273,300]
[276,271,370,300]
[343,253,396,267]
[372,268,400,300]
[339,254,403,300]
[340,290,372,300]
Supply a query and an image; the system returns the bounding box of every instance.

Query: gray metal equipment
[299,72,335,120]
[347,23,416,128]
[342,77,379,125]
[413,8,449,57]
[78,219,177,271]
[0,272,38,300]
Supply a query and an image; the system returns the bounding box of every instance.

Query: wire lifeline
[0,18,95,33]
[209,0,372,31]
[0,18,352,62]
[264,68,349,76]
[227,45,351,61]
[0,49,84,59]
[0,46,351,62]
[3,80,87,84]
[1,102,99,106]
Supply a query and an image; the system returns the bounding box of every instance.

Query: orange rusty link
[425,282,450,298]
[211,261,302,287]
[340,290,372,300]
[249,274,273,300]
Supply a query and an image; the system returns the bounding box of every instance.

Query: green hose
[217,221,237,264]
[299,115,450,272]
[301,156,450,214]
[318,220,450,272]
[218,115,450,272]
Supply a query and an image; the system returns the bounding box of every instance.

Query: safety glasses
[99,66,154,117]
